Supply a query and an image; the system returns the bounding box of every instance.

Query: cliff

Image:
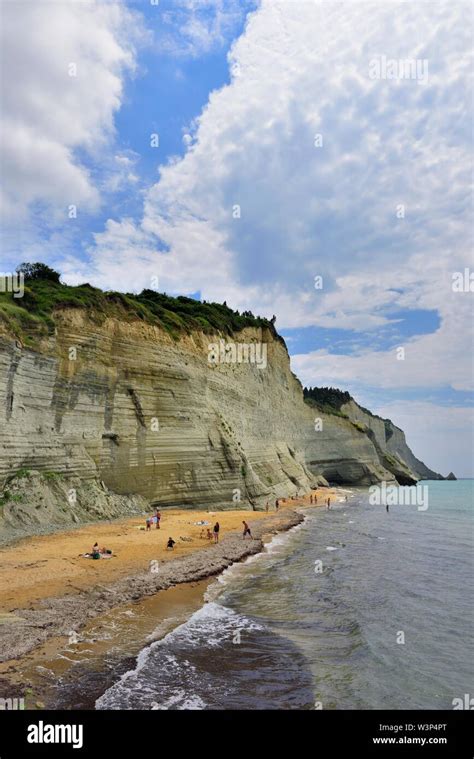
[0,276,441,537]
[339,400,443,482]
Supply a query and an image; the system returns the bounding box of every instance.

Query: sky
[1,0,473,476]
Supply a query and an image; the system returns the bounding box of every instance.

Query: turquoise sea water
[97,481,473,710]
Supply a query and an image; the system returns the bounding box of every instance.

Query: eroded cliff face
[0,309,436,532]
[340,401,443,482]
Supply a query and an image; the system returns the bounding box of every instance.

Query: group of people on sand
[89,542,112,559]
[87,490,348,562]
[85,488,352,563]
[146,510,162,531]
[199,520,252,544]
[142,510,176,551]
[265,499,280,513]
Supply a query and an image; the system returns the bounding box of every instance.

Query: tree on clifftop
[16,262,61,283]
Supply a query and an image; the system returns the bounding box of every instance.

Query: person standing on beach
[386,503,389,513]
[326,497,331,510]
[265,502,269,513]
[156,510,161,529]
[275,499,279,511]
[310,494,313,504]
[213,522,220,543]
[242,521,251,539]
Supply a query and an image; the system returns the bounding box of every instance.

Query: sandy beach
[0,489,339,682]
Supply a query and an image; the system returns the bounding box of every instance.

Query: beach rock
[446,472,457,480]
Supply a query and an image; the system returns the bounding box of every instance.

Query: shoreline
[0,492,341,664]
[0,509,304,664]
[0,510,311,710]
[0,488,346,707]
[0,578,215,710]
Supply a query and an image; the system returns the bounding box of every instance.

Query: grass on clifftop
[0,263,282,346]
[302,385,395,430]
[303,386,352,417]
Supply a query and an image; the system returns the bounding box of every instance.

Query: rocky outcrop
[340,400,443,483]
[0,308,439,533]
[0,471,148,544]
[446,471,457,480]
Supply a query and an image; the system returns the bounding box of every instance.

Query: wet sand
[0,489,339,705]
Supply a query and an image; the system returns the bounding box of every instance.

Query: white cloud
[0,0,145,221]
[158,0,255,58]
[291,306,473,394]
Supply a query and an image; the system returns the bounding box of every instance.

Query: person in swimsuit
[213,522,220,543]
[167,537,176,550]
[156,510,161,529]
[242,521,251,539]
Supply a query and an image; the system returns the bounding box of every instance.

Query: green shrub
[0,490,11,507]
[303,386,351,410]
[0,263,284,347]
[42,471,61,481]
[11,468,31,479]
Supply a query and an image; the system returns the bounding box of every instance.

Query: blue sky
[1,0,472,475]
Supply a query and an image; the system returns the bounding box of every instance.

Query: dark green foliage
[384,418,394,441]
[16,262,61,283]
[137,290,273,337]
[0,263,284,346]
[303,386,351,411]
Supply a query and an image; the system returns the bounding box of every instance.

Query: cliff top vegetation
[0,263,283,346]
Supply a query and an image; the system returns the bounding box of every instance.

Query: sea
[96,481,473,710]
